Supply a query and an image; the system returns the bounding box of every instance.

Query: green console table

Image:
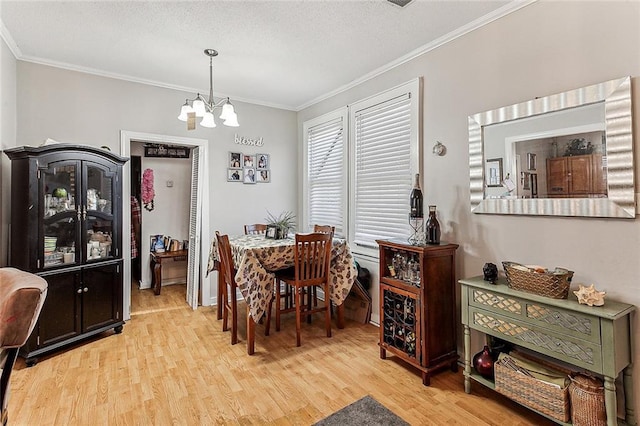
[459,276,636,426]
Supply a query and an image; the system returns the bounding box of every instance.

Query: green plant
[265,210,296,232]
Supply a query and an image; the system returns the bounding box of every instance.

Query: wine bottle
[425,205,441,244]
[409,173,423,218]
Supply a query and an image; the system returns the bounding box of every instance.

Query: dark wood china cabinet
[5,144,127,365]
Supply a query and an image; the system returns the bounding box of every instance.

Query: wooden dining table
[207,234,357,354]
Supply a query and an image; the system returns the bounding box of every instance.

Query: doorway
[120,131,210,320]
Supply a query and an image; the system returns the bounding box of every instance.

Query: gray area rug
[313,395,410,426]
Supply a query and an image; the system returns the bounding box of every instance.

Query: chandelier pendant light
[178,49,239,129]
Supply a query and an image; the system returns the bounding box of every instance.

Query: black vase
[425,205,440,244]
[472,345,495,379]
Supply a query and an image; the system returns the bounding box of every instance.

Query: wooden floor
[9,283,554,425]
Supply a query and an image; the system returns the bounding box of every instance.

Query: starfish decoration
[573,284,606,307]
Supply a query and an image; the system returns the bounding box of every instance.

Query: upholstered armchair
[0,267,48,426]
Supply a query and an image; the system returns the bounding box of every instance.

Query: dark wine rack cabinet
[377,239,459,385]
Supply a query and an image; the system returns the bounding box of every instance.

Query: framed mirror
[469,76,634,218]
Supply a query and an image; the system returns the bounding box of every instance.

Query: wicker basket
[569,374,606,426]
[502,261,573,299]
[494,358,571,422]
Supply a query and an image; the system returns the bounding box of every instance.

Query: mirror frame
[469,76,634,218]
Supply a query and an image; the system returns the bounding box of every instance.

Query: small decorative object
[432,141,446,156]
[502,261,573,299]
[472,345,495,379]
[409,173,423,218]
[483,263,498,284]
[408,173,424,244]
[564,137,594,156]
[573,284,606,307]
[142,168,155,211]
[265,210,296,239]
[425,205,440,244]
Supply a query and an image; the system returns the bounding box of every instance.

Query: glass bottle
[425,205,441,244]
[409,173,423,218]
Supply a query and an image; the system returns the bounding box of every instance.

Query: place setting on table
[206,221,357,354]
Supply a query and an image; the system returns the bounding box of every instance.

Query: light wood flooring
[9,283,554,425]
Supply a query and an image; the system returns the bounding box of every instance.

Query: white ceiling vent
[387,0,414,8]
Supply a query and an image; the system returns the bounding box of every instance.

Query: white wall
[9,61,298,305]
[0,36,16,266]
[299,0,640,413]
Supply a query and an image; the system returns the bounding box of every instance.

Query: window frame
[301,78,422,258]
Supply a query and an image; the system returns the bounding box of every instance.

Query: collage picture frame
[228,152,271,184]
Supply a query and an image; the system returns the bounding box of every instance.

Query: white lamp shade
[200,112,216,128]
[192,99,206,117]
[219,102,235,120]
[223,112,239,127]
[177,103,193,121]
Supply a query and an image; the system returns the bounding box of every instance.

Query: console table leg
[624,365,637,426]
[464,324,471,394]
[604,376,617,426]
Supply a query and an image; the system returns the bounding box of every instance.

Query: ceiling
[0,0,520,111]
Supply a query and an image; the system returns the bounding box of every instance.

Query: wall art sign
[234,134,264,147]
[144,144,190,159]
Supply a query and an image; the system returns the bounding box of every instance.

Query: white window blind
[306,116,345,236]
[352,93,413,248]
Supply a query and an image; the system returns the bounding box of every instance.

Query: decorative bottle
[409,173,423,218]
[425,205,440,244]
[472,345,495,379]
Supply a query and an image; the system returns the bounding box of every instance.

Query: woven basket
[494,358,570,422]
[502,261,573,299]
[569,374,606,426]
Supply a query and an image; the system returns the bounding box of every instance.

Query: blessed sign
[234,134,264,147]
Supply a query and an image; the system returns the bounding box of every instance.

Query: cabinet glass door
[41,160,80,268]
[84,162,116,262]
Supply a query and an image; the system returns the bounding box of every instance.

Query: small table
[150,249,188,295]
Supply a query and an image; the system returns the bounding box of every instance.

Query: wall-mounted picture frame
[485,158,503,187]
[229,152,242,169]
[531,173,538,197]
[521,171,531,190]
[527,153,537,171]
[257,169,270,183]
[243,154,255,168]
[227,168,241,182]
[243,168,256,184]
[256,154,269,170]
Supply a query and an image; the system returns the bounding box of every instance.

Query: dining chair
[216,231,272,352]
[275,232,332,347]
[309,225,335,309]
[216,231,239,344]
[244,224,267,235]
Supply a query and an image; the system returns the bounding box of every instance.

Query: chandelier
[177,49,239,129]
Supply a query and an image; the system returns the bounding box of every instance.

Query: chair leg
[230,285,238,345]
[275,280,281,332]
[221,281,229,332]
[306,287,313,324]
[324,283,332,338]
[216,269,224,320]
[295,286,303,347]
[247,307,255,355]
[265,293,273,336]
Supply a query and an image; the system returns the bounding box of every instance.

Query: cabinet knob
[491,297,499,304]
[77,288,83,294]
[83,287,89,293]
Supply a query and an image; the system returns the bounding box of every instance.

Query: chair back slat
[216,231,235,286]
[244,224,267,235]
[313,224,335,237]
[294,232,332,284]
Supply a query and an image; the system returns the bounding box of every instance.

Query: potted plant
[265,210,296,239]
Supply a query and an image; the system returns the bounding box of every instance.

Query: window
[303,79,421,256]
[303,108,347,237]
